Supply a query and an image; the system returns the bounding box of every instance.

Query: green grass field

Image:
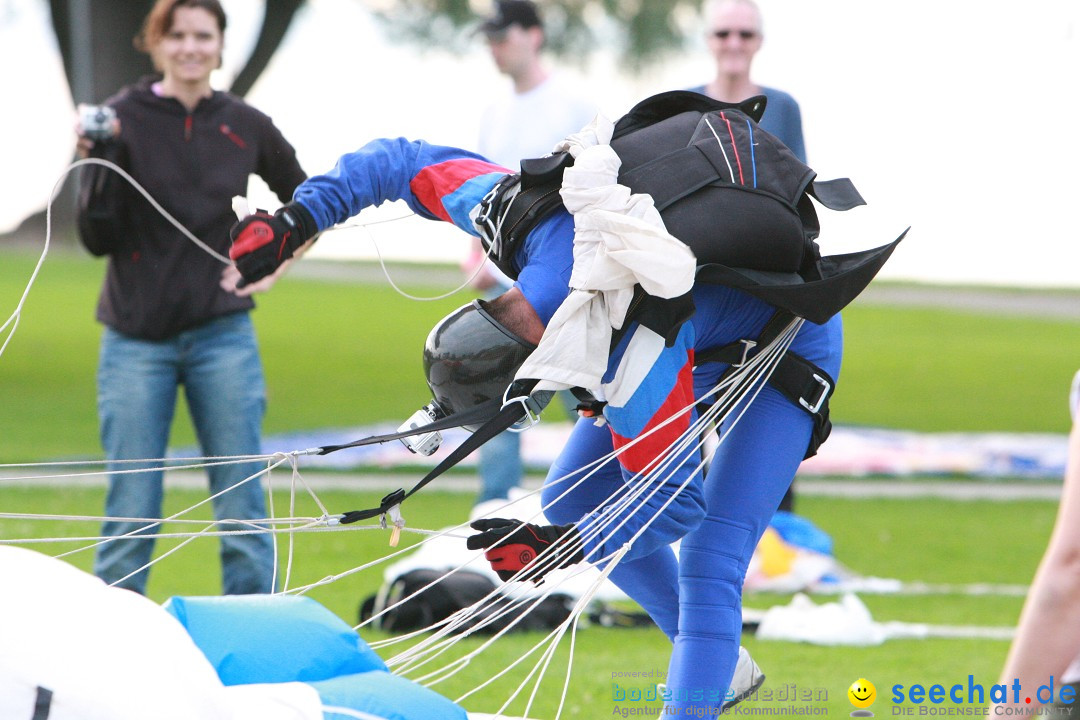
[3,248,1080,464]
[2,246,1078,717]
[0,484,1047,718]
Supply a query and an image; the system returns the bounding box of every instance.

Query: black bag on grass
[359,568,573,635]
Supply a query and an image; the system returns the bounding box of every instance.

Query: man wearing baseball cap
[465,0,599,510]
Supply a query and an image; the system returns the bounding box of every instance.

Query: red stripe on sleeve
[409,158,508,222]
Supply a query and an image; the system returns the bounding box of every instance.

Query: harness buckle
[474,175,520,260]
[475,185,501,253]
[732,339,757,368]
[798,373,832,415]
[502,387,543,433]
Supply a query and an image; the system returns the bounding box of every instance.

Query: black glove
[229,202,317,285]
[467,518,584,583]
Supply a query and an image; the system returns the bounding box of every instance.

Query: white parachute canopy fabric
[0,545,323,720]
[515,115,696,394]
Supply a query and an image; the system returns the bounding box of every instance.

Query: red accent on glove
[228,213,275,260]
[483,543,538,575]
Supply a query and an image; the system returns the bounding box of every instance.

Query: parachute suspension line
[0,319,790,698]
[0,319,802,708]
[355,196,505,303]
[745,118,758,188]
[284,521,482,599]
[353,438,641,640]
[364,444,643,654]
[367,457,640,669]
[108,520,219,589]
[273,450,335,593]
[52,453,293,572]
[74,158,234,263]
[0,520,356,546]
[372,320,802,705]
[366,317,800,635]
[300,317,803,682]
[441,326,798,710]
[532,546,629,720]
[1,155,465,362]
[0,452,288,473]
[266,455,284,595]
[398,556,623,690]
[0,221,46,362]
[719,112,746,185]
[538,315,801,582]
[703,117,736,184]
[614,318,802,557]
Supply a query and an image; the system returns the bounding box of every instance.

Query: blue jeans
[476,428,523,504]
[93,312,275,595]
[476,389,579,503]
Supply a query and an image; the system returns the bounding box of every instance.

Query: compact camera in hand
[78,104,117,142]
[397,403,446,456]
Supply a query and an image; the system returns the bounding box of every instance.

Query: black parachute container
[481,90,905,325]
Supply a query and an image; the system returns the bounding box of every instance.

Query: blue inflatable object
[163,595,387,685]
[314,670,468,720]
[164,594,469,719]
[769,510,834,556]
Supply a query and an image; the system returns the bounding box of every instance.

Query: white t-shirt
[475,74,598,290]
[478,74,598,170]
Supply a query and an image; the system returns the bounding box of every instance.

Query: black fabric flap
[695,229,908,323]
[808,178,866,211]
[520,152,574,190]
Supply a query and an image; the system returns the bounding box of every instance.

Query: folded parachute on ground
[0,546,467,720]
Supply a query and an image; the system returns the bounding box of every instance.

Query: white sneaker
[723,646,766,712]
[657,647,765,711]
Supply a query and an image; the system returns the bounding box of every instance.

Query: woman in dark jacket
[76,0,306,596]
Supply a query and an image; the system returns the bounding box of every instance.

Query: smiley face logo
[848,678,877,713]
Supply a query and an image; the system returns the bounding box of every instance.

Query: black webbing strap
[32,687,53,720]
[317,400,501,456]
[568,386,606,416]
[618,142,728,212]
[693,310,797,369]
[693,310,835,458]
[338,396,532,524]
[499,182,565,249]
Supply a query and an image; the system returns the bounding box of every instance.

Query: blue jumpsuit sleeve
[291,137,510,235]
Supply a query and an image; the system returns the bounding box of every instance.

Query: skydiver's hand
[466,517,584,583]
[229,203,316,286]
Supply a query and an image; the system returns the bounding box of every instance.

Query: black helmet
[423,300,537,430]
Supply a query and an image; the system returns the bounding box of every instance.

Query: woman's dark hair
[134,0,227,54]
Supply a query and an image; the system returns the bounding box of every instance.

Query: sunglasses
[713,29,758,40]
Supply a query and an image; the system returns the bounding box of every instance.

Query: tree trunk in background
[231,0,305,98]
[48,0,155,105]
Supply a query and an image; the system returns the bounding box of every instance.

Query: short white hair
[704,0,764,35]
